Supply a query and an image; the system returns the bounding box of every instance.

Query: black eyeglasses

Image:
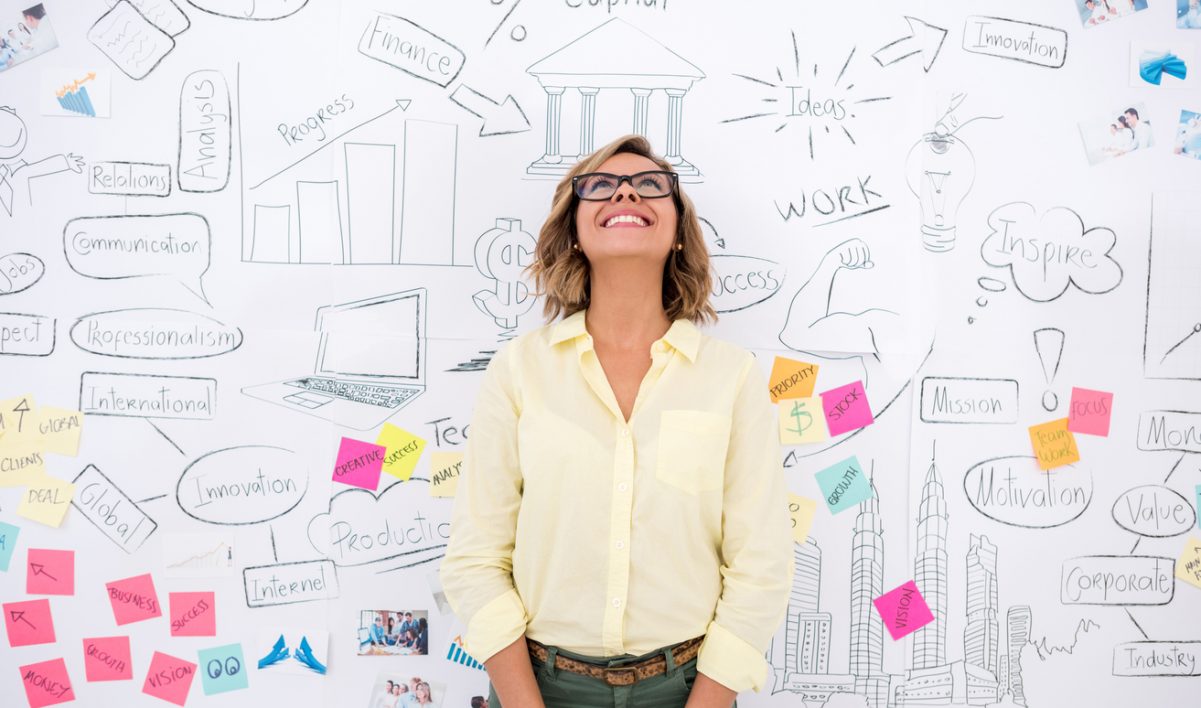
[572,170,678,201]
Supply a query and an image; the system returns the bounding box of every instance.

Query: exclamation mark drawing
[1033,327,1065,411]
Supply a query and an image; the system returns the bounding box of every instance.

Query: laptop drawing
[242,288,427,431]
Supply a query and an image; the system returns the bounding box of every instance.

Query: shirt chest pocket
[655,409,731,494]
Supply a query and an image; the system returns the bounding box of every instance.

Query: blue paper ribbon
[1139,52,1188,85]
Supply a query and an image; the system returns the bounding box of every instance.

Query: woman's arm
[690,353,795,705]
[438,343,544,706]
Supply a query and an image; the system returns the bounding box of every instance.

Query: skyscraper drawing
[788,539,831,675]
[912,446,948,670]
[964,534,1000,676]
[850,474,889,708]
[1007,605,1032,705]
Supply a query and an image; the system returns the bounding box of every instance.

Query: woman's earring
[674,242,684,251]
[571,241,580,251]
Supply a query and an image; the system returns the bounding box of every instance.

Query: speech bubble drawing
[70,309,242,359]
[981,202,1122,302]
[0,254,44,296]
[177,446,306,525]
[63,214,211,305]
[307,479,449,568]
[185,0,309,20]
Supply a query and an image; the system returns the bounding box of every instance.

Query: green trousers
[486,641,738,708]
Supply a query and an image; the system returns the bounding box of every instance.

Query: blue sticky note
[0,521,20,571]
[198,643,249,695]
[815,456,873,514]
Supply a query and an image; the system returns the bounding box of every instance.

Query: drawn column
[578,87,599,156]
[541,87,566,165]
[631,88,651,135]
[665,88,686,165]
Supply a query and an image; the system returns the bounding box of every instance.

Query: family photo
[0,3,55,71]
[357,609,430,656]
[366,674,445,708]
[1079,103,1154,164]
[1076,0,1149,27]
[1174,109,1201,159]
[1180,0,1201,28]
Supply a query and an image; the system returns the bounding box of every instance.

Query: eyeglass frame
[570,170,680,201]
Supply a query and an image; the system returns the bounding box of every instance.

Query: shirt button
[612,598,621,607]
[620,428,629,438]
[615,540,625,549]
[618,482,628,492]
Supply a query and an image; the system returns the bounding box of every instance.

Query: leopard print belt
[526,634,704,687]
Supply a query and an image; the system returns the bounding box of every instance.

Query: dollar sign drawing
[473,218,537,329]
[787,400,812,437]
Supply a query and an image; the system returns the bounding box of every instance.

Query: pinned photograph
[1075,0,1148,28]
[254,628,328,675]
[0,4,58,72]
[1179,0,1201,28]
[1174,109,1201,160]
[357,609,429,656]
[1129,42,1195,88]
[366,674,445,707]
[1078,103,1154,165]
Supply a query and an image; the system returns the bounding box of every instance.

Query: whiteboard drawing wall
[1,1,1199,707]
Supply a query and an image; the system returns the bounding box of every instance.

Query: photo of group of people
[366,674,445,708]
[0,4,55,72]
[1080,103,1155,164]
[1076,0,1149,27]
[357,609,430,656]
[1180,0,1201,28]
[1174,109,1201,159]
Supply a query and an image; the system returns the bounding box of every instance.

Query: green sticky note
[0,521,19,571]
[198,643,248,695]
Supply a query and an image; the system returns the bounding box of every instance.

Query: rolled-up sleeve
[438,343,530,664]
[696,354,795,693]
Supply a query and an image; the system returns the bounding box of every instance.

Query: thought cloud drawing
[981,202,1123,302]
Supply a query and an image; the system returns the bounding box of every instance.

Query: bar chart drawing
[242,106,463,266]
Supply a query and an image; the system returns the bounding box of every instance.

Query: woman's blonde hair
[526,134,716,325]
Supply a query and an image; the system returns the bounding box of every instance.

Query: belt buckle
[604,665,637,686]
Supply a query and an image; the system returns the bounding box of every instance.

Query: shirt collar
[548,309,700,363]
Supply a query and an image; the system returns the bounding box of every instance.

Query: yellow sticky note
[768,357,819,403]
[779,397,829,444]
[36,406,84,457]
[429,452,463,498]
[1177,536,1201,591]
[0,443,44,487]
[17,475,76,527]
[0,394,39,445]
[375,423,426,481]
[788,494,818,544]
[1029,418,1080,470]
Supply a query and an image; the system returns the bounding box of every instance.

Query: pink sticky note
[4,598,55,647]
[874,580,934,640]
[169,592,216,637]
[331,437,386,490]
[142,651,197,706]
[26,549,75,595]
[820,380,874,436]
[83,636,133,681]
[20,657,75,707]
[106,573,162,626]
[1068,387,1113,437]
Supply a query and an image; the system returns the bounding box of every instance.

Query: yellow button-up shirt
[439,309,794,693]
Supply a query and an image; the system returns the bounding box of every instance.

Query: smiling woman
[440,134,793,708]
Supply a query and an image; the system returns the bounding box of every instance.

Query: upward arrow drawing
[9,610,35,628]
[29,562,58,581]
[873,16,948,73]
[13,398,31,433]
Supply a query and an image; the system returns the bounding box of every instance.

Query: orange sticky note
[788,494,818,544]
[768,357,819,403]
[1029,418,1080,470]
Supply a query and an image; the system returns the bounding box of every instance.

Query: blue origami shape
[1139,52,1188,85]
[258,634,290,669]
[294,635,327,675]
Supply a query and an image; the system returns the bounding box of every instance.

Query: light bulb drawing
[905,93,1000,252]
